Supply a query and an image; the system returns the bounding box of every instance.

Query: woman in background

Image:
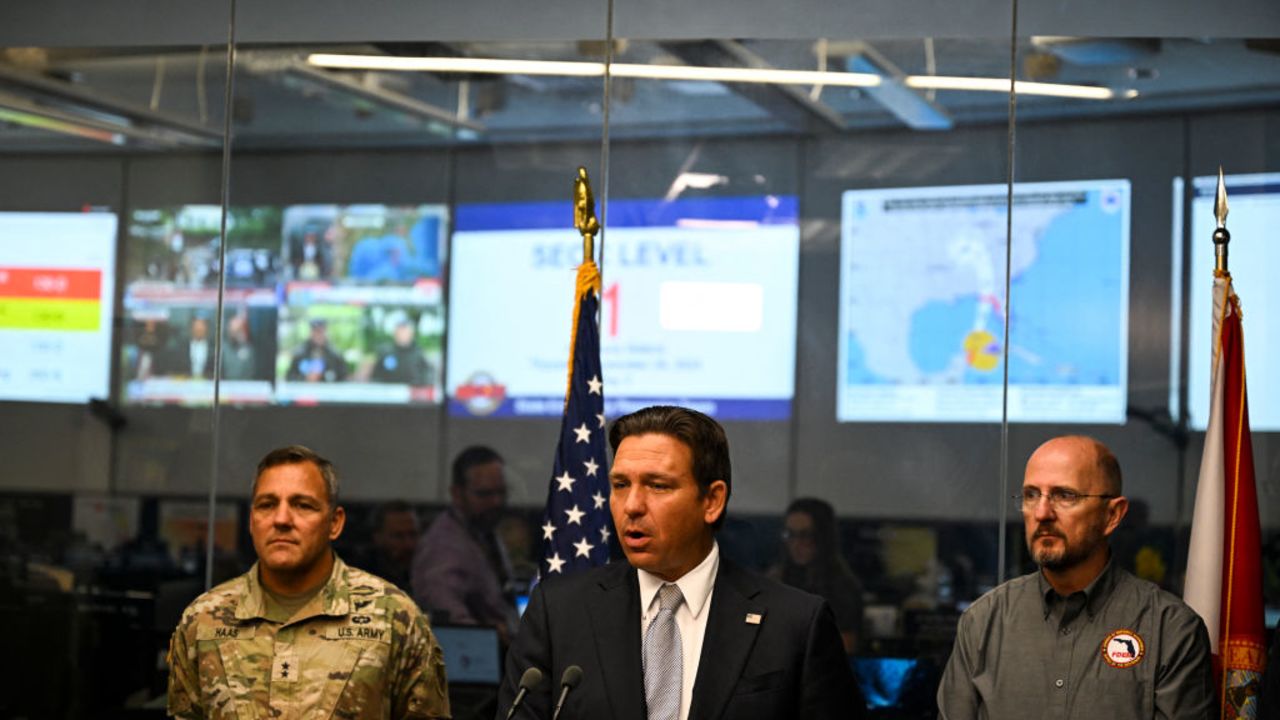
[771,497,865,655]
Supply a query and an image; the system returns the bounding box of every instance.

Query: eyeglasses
[1015,488,1117,510]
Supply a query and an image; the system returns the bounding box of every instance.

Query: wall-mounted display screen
[838,179,1130,423]
[0,211,118,403]
[447,196,800,420]
[1173,172,1280,431]
[121,204,446,406]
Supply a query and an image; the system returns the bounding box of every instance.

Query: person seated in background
[495,513,539,590]
[349,500,419,593]
[411,445,516,641]
[770,497,866,655]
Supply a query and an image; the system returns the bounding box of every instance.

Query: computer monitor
[851,656,940,714]
[432,625,502,686]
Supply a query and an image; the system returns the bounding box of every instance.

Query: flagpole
[538,167,611,579]
[1212,165,1233,713]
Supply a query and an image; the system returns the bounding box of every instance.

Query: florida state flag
[1184,271,1267,719]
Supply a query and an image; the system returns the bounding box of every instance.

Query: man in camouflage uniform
[167,445,450,719]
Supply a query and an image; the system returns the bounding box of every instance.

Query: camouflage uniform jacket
[167,555,451,719]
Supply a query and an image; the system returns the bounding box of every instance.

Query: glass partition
[789,38,1016,677]
[0,39,234,718]
[1007,35,1280,601]
[221,30,614,718]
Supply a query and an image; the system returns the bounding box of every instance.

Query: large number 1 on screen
[601,282,619,338]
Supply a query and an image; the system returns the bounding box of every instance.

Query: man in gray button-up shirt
[937,436,1215,720]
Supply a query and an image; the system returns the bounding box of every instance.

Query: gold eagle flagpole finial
[574,166,600,263]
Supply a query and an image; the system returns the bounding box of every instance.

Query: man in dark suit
[497,405,863,720]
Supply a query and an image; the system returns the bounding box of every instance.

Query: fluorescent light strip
[308,53,880,87]
[308,54,603,77]
[613,63,880,87]
[904,75,1117,100]
[308,53,1122,99]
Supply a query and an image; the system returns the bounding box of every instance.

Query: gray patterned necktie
[643,583,684,720]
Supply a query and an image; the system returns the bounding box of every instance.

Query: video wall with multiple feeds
[120,203,447,406]
[8,173,1279,429]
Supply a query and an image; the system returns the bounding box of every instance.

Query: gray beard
[1033,543,1072,570]
[1030,530,1102,572]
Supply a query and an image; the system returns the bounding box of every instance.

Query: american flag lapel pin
[745,613,762,625]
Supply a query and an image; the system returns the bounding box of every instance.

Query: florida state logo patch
[1102,629,1145,668]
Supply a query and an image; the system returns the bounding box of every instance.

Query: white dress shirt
[637,542,720,720]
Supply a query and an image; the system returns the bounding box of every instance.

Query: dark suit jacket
[497,557,864,720]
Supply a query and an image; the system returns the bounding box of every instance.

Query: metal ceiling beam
[819,40,952,130]
[240,54,484,134]
[0,62,222,146]
[0,89,215,147]
[839,41,953,131]
[658,40,847,132]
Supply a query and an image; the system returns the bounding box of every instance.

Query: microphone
[551,665,583,720]
[505,666,544,720]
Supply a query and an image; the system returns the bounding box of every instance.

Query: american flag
[539,257,612,577]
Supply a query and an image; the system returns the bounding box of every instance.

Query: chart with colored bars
[0,268,104,330]
[0,212,117,403]
[837,179,1130,424]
